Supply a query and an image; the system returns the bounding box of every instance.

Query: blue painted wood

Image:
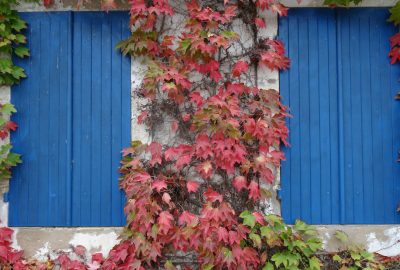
[9,12,72,226]
[71,12,130,226]
[279,9,341,224]
[9,12,130,226]
[279,8,400,224]
[338,9,400,224]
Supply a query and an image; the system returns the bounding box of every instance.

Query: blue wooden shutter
[279,8,400,224]
[9,12,130,226]
[9,12,73,226]
[71,12,130,226]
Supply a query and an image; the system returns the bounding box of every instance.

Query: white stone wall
[0,85,11,227]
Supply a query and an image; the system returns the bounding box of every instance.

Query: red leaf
[253,212,265,225]
[204,188,223,203]
[255,18,266,28]
[162,193,172,205]
[137,111,148,124]
[248,181,260,201]
[217,227,229,243]
[232,176,247,192]
[186,181,200,193]
[147,142,162,166]
[43,0,52,6]
[178,211,196,225]
[164,145,193,161]
[261,39,290,70]
[195,134,213,159]
[189,91,204,107]
[101,0,117,10]
[171,121,178,133]
[152,180,167,192]
[5,121,17,132]
[130,0,147,14]
[182,113,191,121]
[0,246,8,260]
[271,3,288,16]
[74,245,86,256]
[0,130,7,140]
[92,253,104,263]
[175,154,193,169]
[133,172,152,183]
[196,160,213,179]
[8,250,23,264]
[158,211,174,234]
[0,227,13,242]
[390,33,400,47]
[223,5,237,21]
[389,47,400,64]
[232,61,249,77]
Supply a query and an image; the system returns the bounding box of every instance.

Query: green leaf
[14,46,29,58]
[221,30,238,39]
[271,252,299,268]
[249,233,261,248]
[7,152,21,165]
[10,18,26,32]
[164,260,176,270]
[350,251,361,261]
[0,103,16,115]
[179,39,191,53]
[11,66,25,80]
[265,214,282,224]
[240,210,256,228]
[294,220,317,235]
[389,1,400,26]
[361,250,374,261]
[334,230,349,243]
[271,252,287,267]
[260,225,275,239]
[262,262,274,270]
[0,58,13,73]
[202,263,214,270]
[306,237,323,252]
[15,34,26,44]
[309,256,321,270]
[323,0,362,6]
[332,254,342,262]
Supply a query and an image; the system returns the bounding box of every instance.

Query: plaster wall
[9,225,400,259]
[0,0,399,260]
[0,85,10,227]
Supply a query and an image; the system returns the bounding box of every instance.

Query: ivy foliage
[0,0,37,182]
[0,103,20,180]
[0,0,32,85]
[389,1,400,26]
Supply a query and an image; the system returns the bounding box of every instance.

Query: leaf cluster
[0,0,32,85]
[330,231,383,270]
[240,213,323,270]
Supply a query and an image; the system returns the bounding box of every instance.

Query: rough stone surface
[0,85,10,227]
[16,0,130,11]
[9,225,400,259]
[12,227,123,260]
[319,225,400,257]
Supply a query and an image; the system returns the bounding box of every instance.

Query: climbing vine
[0,0,33,182]
[0,0,398,269]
